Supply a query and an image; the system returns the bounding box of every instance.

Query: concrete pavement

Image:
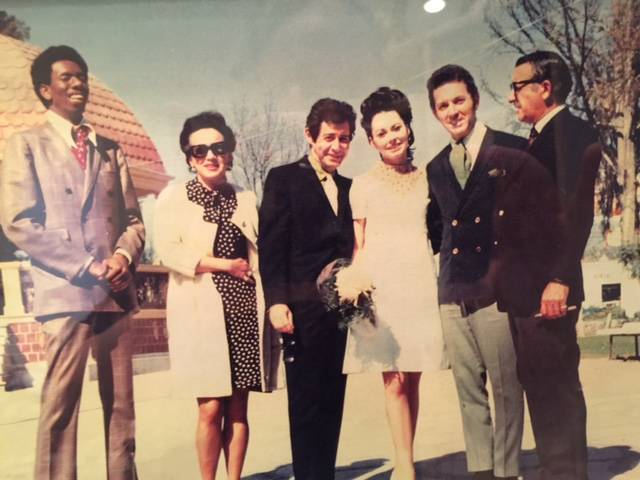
[1,357,639,479]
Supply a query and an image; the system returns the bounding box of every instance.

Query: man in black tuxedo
[258,98,356,480]
[426,65,524,480]
[508,50,602,480]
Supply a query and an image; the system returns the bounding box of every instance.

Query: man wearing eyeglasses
[259,98,356,480]
[508,50,602,480]
[0,46,143,479]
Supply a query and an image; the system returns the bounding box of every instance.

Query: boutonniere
[488,168,507,178]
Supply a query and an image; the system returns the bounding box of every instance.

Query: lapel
[528,110,563,188]
[334,172,350,219]
[452,128,497,215]
[82,140,103,209]
[40,123,86,196]
[435,144,464,200]
[230,188,258,248]
[297,156,339,219]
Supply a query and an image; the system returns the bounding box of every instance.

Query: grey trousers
[34,312,138,480]
[440,303,523,478]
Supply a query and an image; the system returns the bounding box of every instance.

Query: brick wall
[6,316,168,364]
[6,321,45,363]
[130,317,169,355]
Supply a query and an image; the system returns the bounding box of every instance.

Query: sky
[5,0,528,182]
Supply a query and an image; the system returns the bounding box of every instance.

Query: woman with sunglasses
[154,111,281,480]
[342,88,443,480]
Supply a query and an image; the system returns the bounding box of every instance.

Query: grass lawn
[579,335,639,358]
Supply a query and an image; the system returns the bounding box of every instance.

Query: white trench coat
[154,181,282,398]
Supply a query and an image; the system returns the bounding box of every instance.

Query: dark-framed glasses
[187,142,230,159]
[510,76,544,93]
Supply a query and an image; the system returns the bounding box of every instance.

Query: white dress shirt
[46,110,97,148]
[452,121,488,171]
[533,105,566,135]
[308,151,339,215]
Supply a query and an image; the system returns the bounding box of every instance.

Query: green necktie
[450,141,470,188]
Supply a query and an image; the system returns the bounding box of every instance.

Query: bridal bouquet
[316,257,376,330]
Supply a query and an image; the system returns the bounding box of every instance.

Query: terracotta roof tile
[0,34,167,178]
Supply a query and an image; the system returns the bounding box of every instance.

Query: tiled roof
[0,34,167,176]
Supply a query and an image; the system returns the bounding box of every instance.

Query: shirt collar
[450,121,487,165]
[46,110,97,148]
[308,151,335,180]
[534,104,565,135]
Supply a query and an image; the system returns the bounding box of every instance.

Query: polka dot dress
[186,179,261,391]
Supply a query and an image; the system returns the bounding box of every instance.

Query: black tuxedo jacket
[258,156,354,310]
[527,108,602,306]
[427,127,526,304]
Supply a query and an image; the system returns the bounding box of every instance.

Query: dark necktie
[71,125,89,170]
[527,126,539,147]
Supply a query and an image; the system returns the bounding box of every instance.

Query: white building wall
[582,258,640,315]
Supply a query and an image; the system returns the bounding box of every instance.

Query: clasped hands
[88,253,131,292]
[196,254,254,283]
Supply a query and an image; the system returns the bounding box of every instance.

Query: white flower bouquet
[316,257,376,330]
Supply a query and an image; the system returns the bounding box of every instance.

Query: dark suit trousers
[35,312,137,480]
[509,308,588,480]
[285,301,347,480]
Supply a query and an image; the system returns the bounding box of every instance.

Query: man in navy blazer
[508,50,601,480]
[426,65,524,480]
[259,98,356,480]
[0,46,144,479]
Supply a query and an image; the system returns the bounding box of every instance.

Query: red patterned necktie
[71,125,89,170]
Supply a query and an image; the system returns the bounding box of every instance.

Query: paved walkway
[1,358,639,479]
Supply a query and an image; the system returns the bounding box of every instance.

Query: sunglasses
[187,142,231,159]
[510,76,544,93]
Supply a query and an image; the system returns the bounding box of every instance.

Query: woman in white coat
[154,111,280,480]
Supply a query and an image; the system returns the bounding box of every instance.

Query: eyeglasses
[187,142,231,159]
[510,76,544,93]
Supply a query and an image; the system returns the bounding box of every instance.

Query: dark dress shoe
[473,471,494,480]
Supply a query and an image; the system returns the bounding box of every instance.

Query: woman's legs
[408,372,422,443]
[222,389,250,480]
[383,371,421,480]
[196,397,225,480]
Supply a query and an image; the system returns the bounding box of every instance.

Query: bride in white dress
[344,87,443,480]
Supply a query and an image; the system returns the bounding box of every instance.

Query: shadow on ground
[243,458,387,479]
[244,446,640,479]
[372,446,640,480]
[3,327,33,391]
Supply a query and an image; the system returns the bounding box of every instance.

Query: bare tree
[589,0,640,244]
[0,11,30,40]
[231,96,306,200]
[485,0,640,244]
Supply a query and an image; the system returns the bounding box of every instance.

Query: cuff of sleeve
[76,256,96,279]
[114,248,132,265]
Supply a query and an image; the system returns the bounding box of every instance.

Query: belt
[459,297,495,317]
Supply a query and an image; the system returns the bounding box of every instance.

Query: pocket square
[488,168,507,178]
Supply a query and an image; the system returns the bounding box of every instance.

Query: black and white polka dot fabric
[186,179,261,391]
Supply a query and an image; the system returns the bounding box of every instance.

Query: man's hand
[539,281,570,319]
[104,253,132,292]
[269,304,294,333]
[88,260,108,281]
